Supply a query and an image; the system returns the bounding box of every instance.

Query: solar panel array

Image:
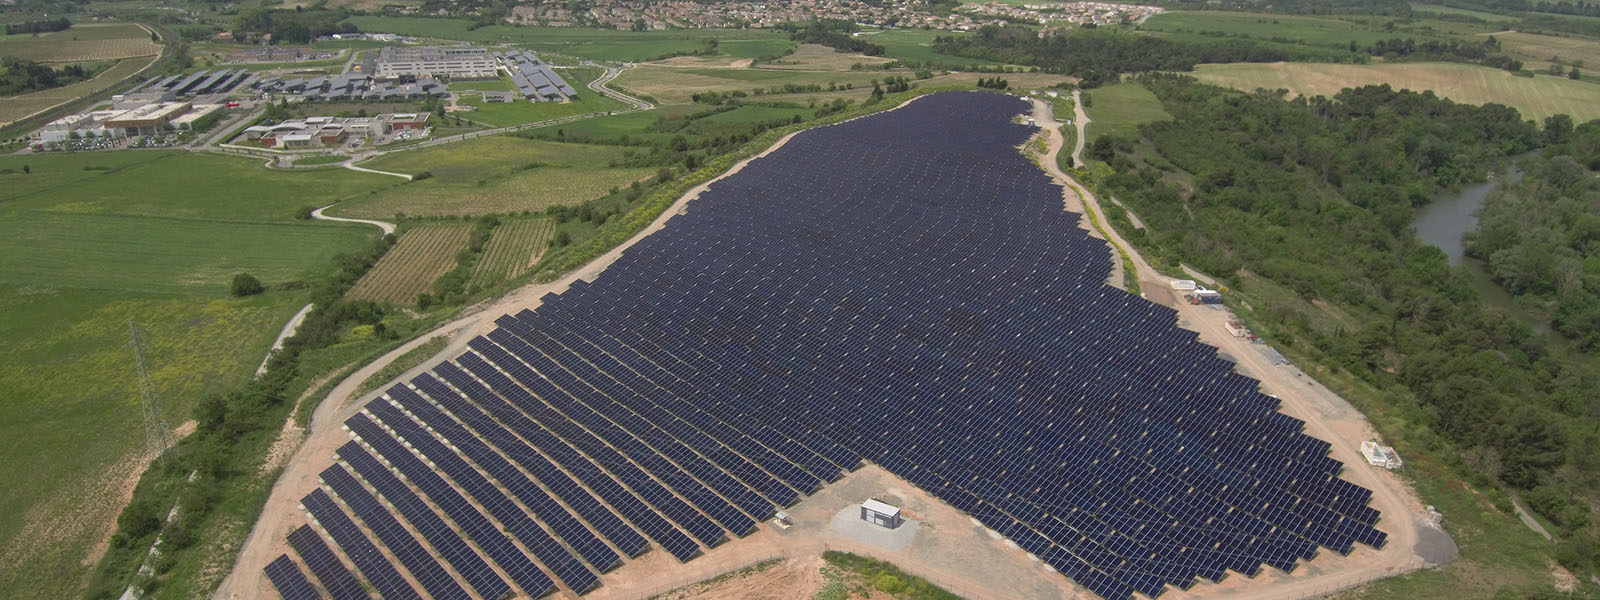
[265,91,1385,600]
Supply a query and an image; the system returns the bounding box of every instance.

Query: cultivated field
[1493,30,1600,72]
[345,223,473,304]
[469,218,555,288]
[0,23,160,63]
[1191,61,1600,122]
[0,57,154,125]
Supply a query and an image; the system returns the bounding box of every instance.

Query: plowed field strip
[469,219,555,289]
[347,224,472,304]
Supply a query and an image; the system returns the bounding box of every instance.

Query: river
[1412,159,1551,334]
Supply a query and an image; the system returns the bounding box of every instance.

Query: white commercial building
[375,45,498,80]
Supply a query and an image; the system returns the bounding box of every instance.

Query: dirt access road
[1032,98,1452,599]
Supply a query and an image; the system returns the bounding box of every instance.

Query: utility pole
[128,320,174,461]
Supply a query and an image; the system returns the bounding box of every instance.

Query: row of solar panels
[266,92,1386,600]
[131,68,249,96]
[266,324,869,598]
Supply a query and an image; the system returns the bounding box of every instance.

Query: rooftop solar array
[498,50,575,101]
[265,91,1385,600]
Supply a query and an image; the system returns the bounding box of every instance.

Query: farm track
[469,219,555,289]
[345,224,472,304]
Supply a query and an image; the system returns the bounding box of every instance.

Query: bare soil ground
[652,556,827,600]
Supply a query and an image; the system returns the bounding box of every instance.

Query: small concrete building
[860,499,904,529]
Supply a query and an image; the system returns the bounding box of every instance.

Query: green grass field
[872,29,1008,67]
[1083,82,1172,140]
[0,146,396,599]
[0,285,302,600]
[346,16,787,62]
[335,136,653,218]
[616,65,887,104]
[2,152,395,222]
[1191,61,1600,122]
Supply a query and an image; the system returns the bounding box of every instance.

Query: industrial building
[375,45,499,81]
[36,102,223,143]
[241,113,429,148]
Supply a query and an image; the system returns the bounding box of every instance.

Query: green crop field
[0,23,160,63]
[470,218,555,288]
[1191,61,1600,122]
[1082,83,1173,140]
[334,136,653,218]
[0,148,391,600]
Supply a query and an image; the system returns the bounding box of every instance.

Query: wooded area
[1468,122,1600,350]
[1090,75,1600,573]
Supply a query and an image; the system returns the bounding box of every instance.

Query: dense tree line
[1090,76,1600,571]
[933,26,1303,87]
[777,19,885,56]
[1467,121,1600,349]
[1362,36,1522,71]
[232,8,358,44]
[4,17,71,35]
[0,57,101,96]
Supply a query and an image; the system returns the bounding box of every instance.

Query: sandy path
[255,303,312,379]
[1032,98,1440,599]
[212,95,931,600]
[309,203,395,236]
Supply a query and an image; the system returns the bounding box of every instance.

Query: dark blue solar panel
[343,417,556,598]
[320,464,470,600]
[399,377,624,572]
[276,91,1385,600]
[301,489,421,600]
[286,525,366,600]
[263,554,320,600]
[366,395,601,594]
[333,443,509,600]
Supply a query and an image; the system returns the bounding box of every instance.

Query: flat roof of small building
[861,499,900,516]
